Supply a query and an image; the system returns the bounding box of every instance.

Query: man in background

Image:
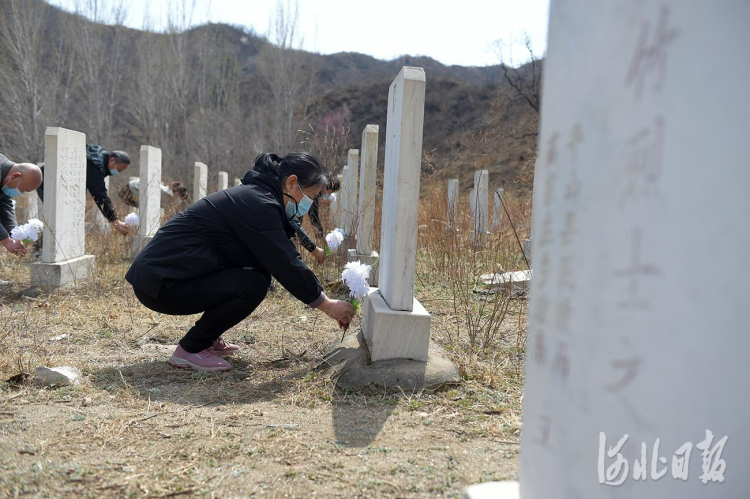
[0,153,43,264]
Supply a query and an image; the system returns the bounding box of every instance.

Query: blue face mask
[284,184,314,218]
[109,168,120,176]
[2,176,21,197]
[321,194,331,200]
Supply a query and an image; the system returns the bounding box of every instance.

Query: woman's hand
[311,246,327,264]
[318,297,355,327]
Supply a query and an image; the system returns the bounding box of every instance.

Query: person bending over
[0,153,43,256]
[126,152,354,372]
[38,144,132,234]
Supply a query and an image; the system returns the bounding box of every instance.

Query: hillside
[0,1,540,196]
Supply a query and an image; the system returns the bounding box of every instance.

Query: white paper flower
[342,261,371,301]
[325,228,345,250]
[328,192,337,203]
[10,218,44,241]
[124,213,140,226]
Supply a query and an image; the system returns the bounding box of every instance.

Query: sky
[46,0,550,67]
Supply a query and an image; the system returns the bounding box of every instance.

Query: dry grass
[0,175,530,498]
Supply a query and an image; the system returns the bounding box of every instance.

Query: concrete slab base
[362,288,431,362]
[131,235,153,258]
[347,249,379,287]
[463,481,519,499]
[30,254,95,288]
[480,270,532,294]
[319,330,460,392]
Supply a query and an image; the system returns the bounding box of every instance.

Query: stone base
[362,288,431,362]
[319,330,460,392]
[347,249,379,287]
[480,270,532,294]
[30,254,95,288]
[463,482,519,499]
[131,235,153,258]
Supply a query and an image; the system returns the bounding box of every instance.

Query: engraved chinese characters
[516,2,750,499]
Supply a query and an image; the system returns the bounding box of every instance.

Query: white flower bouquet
[324,227,346,255]
[10,218,44,242]
[124,213,140,226]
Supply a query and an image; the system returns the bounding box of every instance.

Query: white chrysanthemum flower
[328,192,337,203]
[11,218,44,242]
[124,213,140,226]
[325,228,345,250]
[342,261,371,300]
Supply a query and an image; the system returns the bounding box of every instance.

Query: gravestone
[30,127,95,288]
[335,166,348,230]
[348,125,380,286]
[324,67,459,391]
[217,171,228,191]
[473,170,489,234]
[234,178,241,187]
[24,192,38,221]
[492,187,504,230]
[92,177,111,233]
[132,146,161,257]
[464,1,750,498]
[193,162,207,201]
[343,149,359,241]
[447,178,459,230]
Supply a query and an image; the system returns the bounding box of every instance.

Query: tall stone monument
[473,169,489,234]
[363,67,430,362]
[234,178,242,187]
[348,125,380,286]
[30,127,95,288]
[464,1,750,498]
[492,187,504,230]
[343,149,359,239]
[217,171,228,191]
[132,146,162,257]
[447,178,459,230]
[193,162,207,201]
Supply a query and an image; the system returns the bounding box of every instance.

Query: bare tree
[0,0,72,162]
[492,33,543,116]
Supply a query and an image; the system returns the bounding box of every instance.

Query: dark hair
[253,152,327,189]
[326,177,341,192]
[109,150,131,165]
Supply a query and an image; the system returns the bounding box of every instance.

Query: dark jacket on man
[0,153,18,240]
[37,144,119,222]
[125,160,325,307]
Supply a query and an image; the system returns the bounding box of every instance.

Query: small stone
[82,397,93,407]
[21,287,41,298]
[35,366,82,387]
[49,334,70,342]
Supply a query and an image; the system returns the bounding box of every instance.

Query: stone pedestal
[362,288,430,362]
[347,249,379,287]
[31,254,96,288]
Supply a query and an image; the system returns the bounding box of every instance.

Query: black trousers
[133,268,269,353]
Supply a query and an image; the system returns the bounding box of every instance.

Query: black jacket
[37,144,118,222]
[0,153,18,240]
[125,161,325,306]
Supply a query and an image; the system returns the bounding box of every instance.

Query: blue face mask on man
[109,168,120,176]
[2,175,22,197]
[285,183,314,218]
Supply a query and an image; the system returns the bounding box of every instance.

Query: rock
[35,366,82,387]
[82,397,93,407]
[21,287,42,298]
[49,334,70,342]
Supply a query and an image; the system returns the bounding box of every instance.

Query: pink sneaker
[211,338,241,355]
[169,345,232,372]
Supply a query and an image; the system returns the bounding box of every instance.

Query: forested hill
[0,0,540,195]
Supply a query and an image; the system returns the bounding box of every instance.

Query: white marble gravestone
[492,187,504,230]
[447,178,459,230]
[343,149,359,239]
[217,171,228,191]
[234,178,242,187]
[362,67,430,362]
[348,125,380,286]
[30,127,95,287]
[473,170,489,234]
[465,1,750,498]
[335,167,348,230]
[193,162,207,201]
[92,177,111,233]
[469,187,477,231]
[24,192,38,221]
[132,146,161,257]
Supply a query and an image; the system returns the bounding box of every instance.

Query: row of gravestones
[447,171,507,234]
[26,129,233,288]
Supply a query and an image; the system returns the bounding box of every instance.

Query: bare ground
[0,246,524,498]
